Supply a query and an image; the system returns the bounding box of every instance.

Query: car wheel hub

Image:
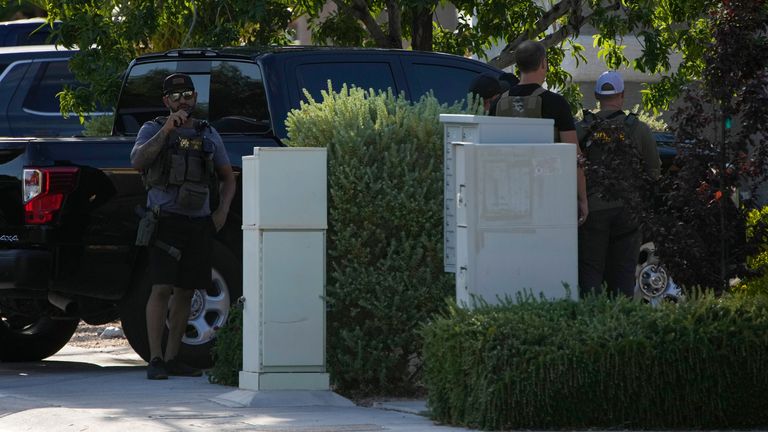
[188,290,204,320]
[639,264,668,298]
[182,268,230,346]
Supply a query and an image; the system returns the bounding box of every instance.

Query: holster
[134,206,182,261]
[135,207,159,246]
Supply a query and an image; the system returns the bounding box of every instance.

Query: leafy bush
[651,0,768,291]
[283,84,481,395]
[631,104,668,132]
[207,305,242,386]
[423,293,768,430]
[732,206,768,297]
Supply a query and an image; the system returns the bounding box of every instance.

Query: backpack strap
[623,112,640,133]
[577,110,598,150]
[526,86,546,111]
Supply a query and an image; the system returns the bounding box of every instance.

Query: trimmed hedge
[423,293,768,430]
[283,84,481,395]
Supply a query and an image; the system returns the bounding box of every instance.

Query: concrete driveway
[0,346,474,432]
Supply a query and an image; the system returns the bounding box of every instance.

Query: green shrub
[423,293,768,430]
[207,305,242,386]
[733,206,768,297]
[283,84,481,395]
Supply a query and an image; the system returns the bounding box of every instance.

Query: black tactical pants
[578,206,641,298]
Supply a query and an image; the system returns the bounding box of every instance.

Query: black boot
[146,357,168,380]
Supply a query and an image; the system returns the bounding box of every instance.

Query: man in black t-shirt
[468,72,509,113]
[491,40,589,224]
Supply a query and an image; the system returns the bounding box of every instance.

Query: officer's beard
[171,105,194,115]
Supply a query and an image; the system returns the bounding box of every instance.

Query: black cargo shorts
[149,212,214,290]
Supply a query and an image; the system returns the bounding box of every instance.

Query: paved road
[0,346,475,432]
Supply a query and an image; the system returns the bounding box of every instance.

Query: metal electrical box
[440,114,578,306]
[454,143,578,306]
[439,114,555,273]
[240,147,329,391]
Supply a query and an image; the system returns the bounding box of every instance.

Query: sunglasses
[167,90,194,102]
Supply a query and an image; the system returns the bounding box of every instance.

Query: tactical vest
[142,118,216,211]
[494,86,559,141]
[576,110,643,210]
[577,110,640,157]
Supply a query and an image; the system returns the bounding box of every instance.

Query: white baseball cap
[595,71,624,95]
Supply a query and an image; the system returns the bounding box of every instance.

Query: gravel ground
[67,321,131,349]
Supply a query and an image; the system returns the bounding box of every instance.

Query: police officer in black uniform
[130,73,236,380]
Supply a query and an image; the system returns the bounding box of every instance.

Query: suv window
[209,61,270,134]
[408,63,480,105]
[116,60,269,135]
[295,62,397,100]
[22,60,75,113]
[0,21,60,47]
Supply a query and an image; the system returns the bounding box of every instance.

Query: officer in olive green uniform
[577,71,660,298]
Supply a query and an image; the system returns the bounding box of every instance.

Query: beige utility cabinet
[439,114,555,273]
[241,147,329,391]
[440,114,578,306]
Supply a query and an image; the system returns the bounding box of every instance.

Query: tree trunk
[411,7,433,51]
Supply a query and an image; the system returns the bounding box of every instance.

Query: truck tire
[120,240,242,369]
[0,314,79,362]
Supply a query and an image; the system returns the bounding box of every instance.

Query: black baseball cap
[498,72,519,88]
[469,72,508,99]
[163,73,195,94]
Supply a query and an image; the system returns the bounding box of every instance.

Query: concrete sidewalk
[0,346,474,432]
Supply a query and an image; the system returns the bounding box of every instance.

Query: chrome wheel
[635,242,683,306]
[181,267,231,346]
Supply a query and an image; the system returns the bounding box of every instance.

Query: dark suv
[0,44,109,137]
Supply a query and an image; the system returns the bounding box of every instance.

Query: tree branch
[333,0,392,48]
[488,0,621,70]
[181,0,197,48]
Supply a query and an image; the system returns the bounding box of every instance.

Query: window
[118,61,176,129]
[22,60,76,113]
[408,63,482,105]
[295,62,397,101]
[209,61,270,134]
[116,60,269,135]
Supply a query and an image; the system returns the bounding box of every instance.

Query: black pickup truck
[0,47,501,366]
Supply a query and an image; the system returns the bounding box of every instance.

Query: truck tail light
[23,167,80,224]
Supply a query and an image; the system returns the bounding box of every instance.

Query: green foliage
[651,0,768,291]
[293,0,719,112]
[32,0,725,116]
[423,293,768,430]
[630,104,668,132]
[207,305,243,386]
[0,1,45,20]
[37,0,296,118]
[732,206,768,297]
[283,84,481,395]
